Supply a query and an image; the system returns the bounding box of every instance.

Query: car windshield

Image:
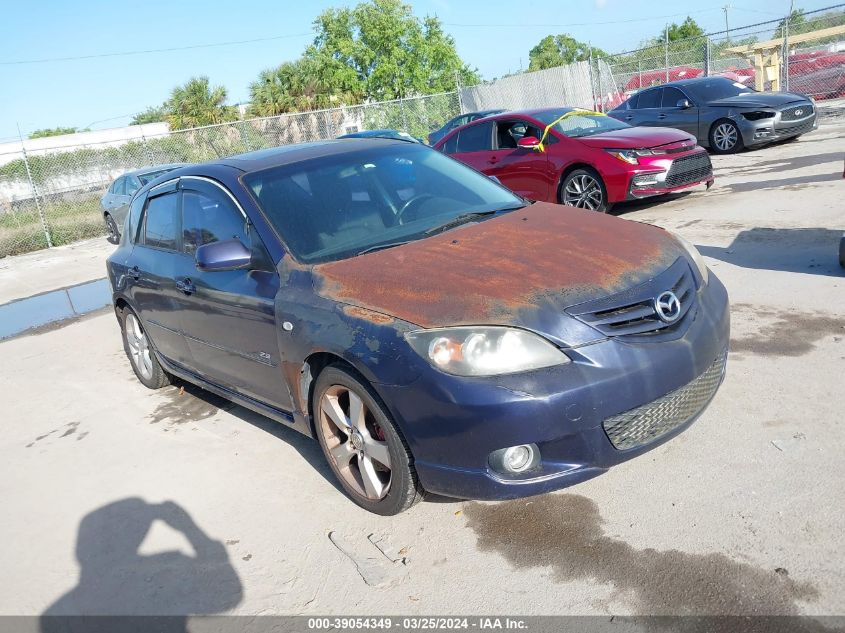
[533,110,631,138]
[243,144,526,264]
[137,169,174,185]
[685,78,757,101]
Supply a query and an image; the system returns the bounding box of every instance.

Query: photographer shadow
[40,498,242,632]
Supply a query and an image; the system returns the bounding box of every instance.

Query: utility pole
[723,5,731,42]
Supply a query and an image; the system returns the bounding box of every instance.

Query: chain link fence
[0,92,460,258]
[2,5,842,260]
[602,5,844,102]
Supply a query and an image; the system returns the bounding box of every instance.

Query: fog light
[633,174,660,187]
[504,445,532,471]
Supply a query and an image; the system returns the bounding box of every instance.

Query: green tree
[28,127,79,139]
[248,58,348,116]
[305,0,479,102]
[131,105,168,125]
[666,17,705,42]
[165,76,238,130]
[528,35,606,71]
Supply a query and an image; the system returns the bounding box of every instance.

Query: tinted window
[441,132,459,154]
[125,176,141,197]
[110,177,125,195]
[127,194,146,244]
[143,192,179,250]
[456,122,493,153]
[662,87,687,107]
[626,93,639,109]
[244,144,524,264]
[496,120,544,149]
[637,88,662,109]
[138,169,176,186]
[449,115,468,130]
[685,78,756,101]
[182,188,248,255]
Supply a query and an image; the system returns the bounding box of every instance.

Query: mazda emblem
[654,291,682,323]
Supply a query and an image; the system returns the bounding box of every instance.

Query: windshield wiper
[424,203,526,236]
[356,240,413,256]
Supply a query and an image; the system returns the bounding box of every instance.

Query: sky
[0,0,836,140]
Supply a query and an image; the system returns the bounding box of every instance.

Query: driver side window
[181,187,250,256]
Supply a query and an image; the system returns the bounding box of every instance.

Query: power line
[0,32,314,66]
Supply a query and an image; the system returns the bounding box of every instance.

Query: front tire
[560,168,611,212]
[120,307,170,389]
[313,364,423,515]
[709,119,744,154]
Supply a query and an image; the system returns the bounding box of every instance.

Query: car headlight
[669,231,709,286]
[605,149,640,164]
[404,326,570,376]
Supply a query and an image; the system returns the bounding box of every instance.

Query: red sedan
[433,108,714,212]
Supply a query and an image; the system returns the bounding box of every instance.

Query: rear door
[447,120,496,173]
[657,86,699,135]
[125,180,192,366]
[488,119,552,200]
[626,87,662,126]
[172,177,288,409]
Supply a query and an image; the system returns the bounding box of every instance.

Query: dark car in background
[434,108,713,212]
[338,129,421,143]
[427,109,505,145]
[107,140,728,515]
[609,77,817,154]
[101,164,185,241]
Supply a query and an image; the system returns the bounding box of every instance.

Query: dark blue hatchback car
[107,139,730,515]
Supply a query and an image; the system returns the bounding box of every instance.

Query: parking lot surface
[0,122,843,618]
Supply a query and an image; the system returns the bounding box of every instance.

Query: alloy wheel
[713,123,738,152]
[318,385,392,500]
[564,174,604,210]
[105,215,119,243]
[125,313,153,381]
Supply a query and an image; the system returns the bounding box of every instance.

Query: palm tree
[166,77,238,130]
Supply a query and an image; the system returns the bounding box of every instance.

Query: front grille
[568,258,696,338]
[665,152,712,188]
[775,118,816,136]
[780,104,814,122]
[603,350,727,450]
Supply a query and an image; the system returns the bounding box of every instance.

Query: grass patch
[0,196,105,258]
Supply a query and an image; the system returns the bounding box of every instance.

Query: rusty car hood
[312,202,683,344]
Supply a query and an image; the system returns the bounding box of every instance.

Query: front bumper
[624,151,714,201]
[739,111,818,147]
[376,273,730,500]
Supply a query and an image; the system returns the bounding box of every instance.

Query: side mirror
[517,136,541,149]
[195,239,252,272]
[677,99,692,109]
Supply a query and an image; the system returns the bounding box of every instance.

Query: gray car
[101,164,185,241]
[609,77,816,154]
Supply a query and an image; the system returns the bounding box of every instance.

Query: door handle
[658,114,668,120]
[130,265,141,281]
[624,115,634,121]
[175,278,195,294]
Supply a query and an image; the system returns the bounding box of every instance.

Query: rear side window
[110,177,125,195]
[143,192,179,250]
[440,132,459,154]
[456,122,493,153]
[637,88,662,109]
[127,194,146,244]
[125,177,141,197]
[182,189,248,255]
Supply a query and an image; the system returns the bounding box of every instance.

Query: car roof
[199,139,417,173]
[125,163,187,176]
[656,77,733,88]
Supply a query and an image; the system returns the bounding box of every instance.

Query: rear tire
[709,119,744,154]
[312,364,423,515]
[559,168,611,212]
[105,213,120,243]
[120,307,170,389]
